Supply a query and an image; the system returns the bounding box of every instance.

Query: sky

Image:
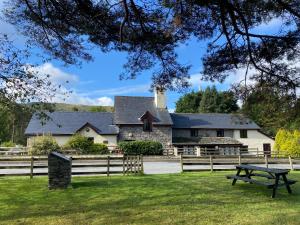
[0,2,290,112]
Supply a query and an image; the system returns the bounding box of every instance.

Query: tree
[217,91,239,113]
[240,84,299,136]
[175,91,202,113]
[199,86,218,113]
[0,34,62,107]
[3,1,300,92]
[175,86,238,113]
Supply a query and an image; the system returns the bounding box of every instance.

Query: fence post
[256,148,259,157]
[289,156,294,171]
[174,147,178,156]
[180,154,183,172]
[30,156,34,179]
[238,155,241,165]
[134,155,137,175]
[140,155,144,174]
[196,147,201,156]
[210,156,213,172]
[70,156,72,176]
[137,155,140,173]
[107,156,110,176]
[265,155,268,168]
[122,155,125,175]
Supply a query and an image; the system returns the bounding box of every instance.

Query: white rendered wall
[233,129,274,153]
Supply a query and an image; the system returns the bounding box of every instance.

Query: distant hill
[49,103,114,112]
[28,102,114,112]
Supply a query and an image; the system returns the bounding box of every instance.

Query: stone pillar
[174,146,178,156]
[48,152,72,189]
[196,146,201,156]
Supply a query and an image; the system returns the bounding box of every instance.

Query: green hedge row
[118,141,163,155]
[64,134,109,154]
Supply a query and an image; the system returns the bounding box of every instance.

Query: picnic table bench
[227,164,297,198]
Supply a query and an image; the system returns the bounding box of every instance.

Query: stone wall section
[118,125,172,147]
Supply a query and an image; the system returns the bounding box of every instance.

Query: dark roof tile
[171,113,260,129]
[114,96,173,125]
[25,112,119,135]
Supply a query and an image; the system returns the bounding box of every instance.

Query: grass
[0,172,299,225]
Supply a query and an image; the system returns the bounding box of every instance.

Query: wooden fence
[180,154,300,172]
[0,155,143,178]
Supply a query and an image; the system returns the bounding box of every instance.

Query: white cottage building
[25,89,275,155]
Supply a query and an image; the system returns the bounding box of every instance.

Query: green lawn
[0,172,300,225]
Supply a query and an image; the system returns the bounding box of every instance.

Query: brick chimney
[154,87,167,109]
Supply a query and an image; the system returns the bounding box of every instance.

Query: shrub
[0,141,15,147]
[65,134,93,154]
[30,135,60,155]
[275,129,300,157]
[118,141,163,155]
[88,143,109,154]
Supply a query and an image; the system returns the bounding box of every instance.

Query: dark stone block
[48,152,72,189]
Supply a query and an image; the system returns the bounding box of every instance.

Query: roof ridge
[48,111,113,113]
[171,112,245,116]
[115,96,154,98]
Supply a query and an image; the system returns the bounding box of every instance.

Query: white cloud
[49,91,114,106]
[34,63,79,85]
[80,84,150,96]
[97,97,114,106]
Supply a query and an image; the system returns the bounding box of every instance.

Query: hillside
[47,103,114,112]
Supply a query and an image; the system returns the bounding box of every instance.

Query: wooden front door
[263,143,271,156]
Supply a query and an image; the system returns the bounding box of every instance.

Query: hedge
[88,143,109,154]
[65,134,109,154]
[30,135,60,155]
[118,141,163,155]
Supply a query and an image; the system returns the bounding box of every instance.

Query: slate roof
[25,112,119,135]
[114,96,173,125]
[173,137,243,145]
[171,113,260,129]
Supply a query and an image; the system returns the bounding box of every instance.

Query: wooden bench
[227,164,297,198]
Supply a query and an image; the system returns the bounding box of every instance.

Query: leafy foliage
[175,86,239,113]
[118,141,163,155]
[0,141,15,147]
[88,143,109,155]
[275,129,300,157]
[65,134,93,154]
[3,1,300,92]
[30,135,60,155]
[65,134,109,154]
[175,91,202,113]
[240,84,300,136]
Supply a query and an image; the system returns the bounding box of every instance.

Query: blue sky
[0,3,288,111]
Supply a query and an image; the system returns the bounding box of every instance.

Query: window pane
[240,130,248,138]
[191,129,198,137]
[217,129,224,137]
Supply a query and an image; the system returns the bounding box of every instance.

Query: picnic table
[227,164,297,198]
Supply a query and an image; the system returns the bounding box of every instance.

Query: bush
[118,141,163,155]
[88,143,109,154]
[65,134,93,154]
[30,135,60,155]
[65,134,109,154]
[0,141,15,147]
[275,129,300,157]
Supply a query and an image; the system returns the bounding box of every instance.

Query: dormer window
[140,111,154,132]
[143,118,152,132]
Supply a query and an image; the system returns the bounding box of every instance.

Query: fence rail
[0,155,143,177]
[180,154,300,172]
